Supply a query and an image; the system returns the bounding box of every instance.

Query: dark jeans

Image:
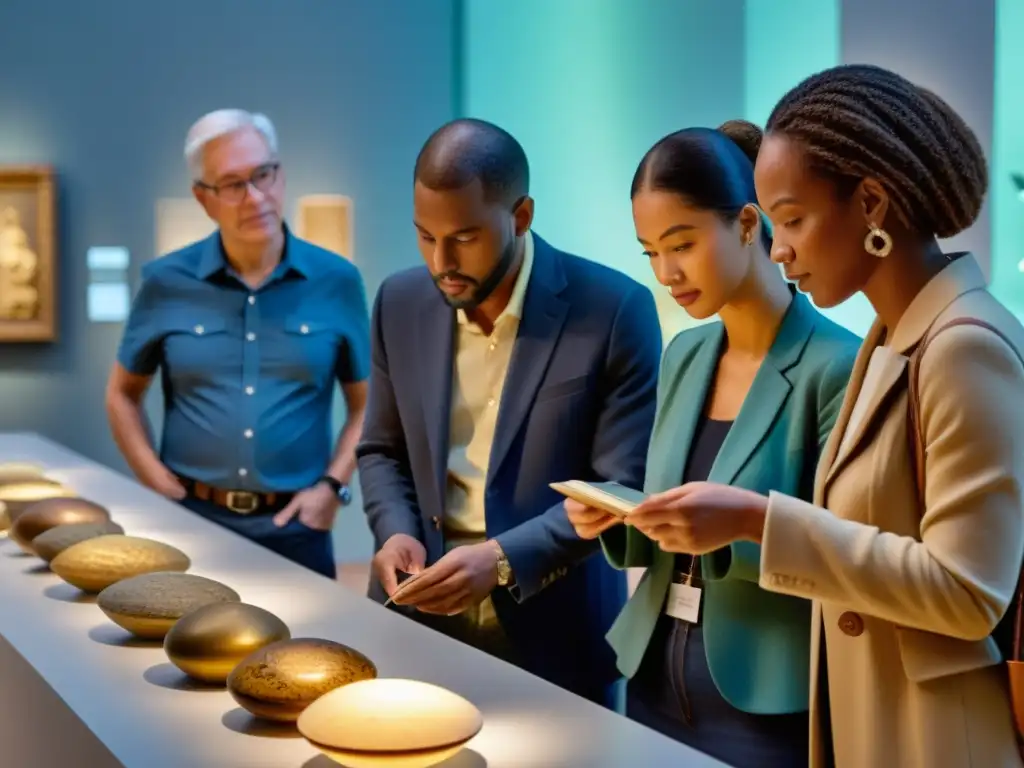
[180,496,336,579]
[626,614,808,768]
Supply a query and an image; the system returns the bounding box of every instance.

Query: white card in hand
[665,582,702,623]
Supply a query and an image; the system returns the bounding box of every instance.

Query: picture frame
[0,165,57,342]
[295,194,354,261]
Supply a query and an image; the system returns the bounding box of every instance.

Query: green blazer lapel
[707,291,816,487]
[645,323,724,494]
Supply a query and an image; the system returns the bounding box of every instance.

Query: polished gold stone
[10,497,111,554]
[164,603,291,684]
[98,572,240,639]
[31,521,126,563]
[0,479,74,528]
[297,679,483,768]
[0,462,45,484]
[50,535,190,594]
[227,638,377,722]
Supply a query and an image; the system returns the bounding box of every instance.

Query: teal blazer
[601,291,859,715]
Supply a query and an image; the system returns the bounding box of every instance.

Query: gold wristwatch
[492,540,513,587]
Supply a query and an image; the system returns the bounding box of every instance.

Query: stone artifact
[227,638,377,722]
[50,535,190,593]
[10,497,110,554]
[0,462,44,484]
[32,521,126,563]
[0,479,73,527]
[297,678,484,768]
[164,602,291,684]
[97,572,240,639]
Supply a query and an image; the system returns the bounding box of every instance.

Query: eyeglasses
[195,162,280,204]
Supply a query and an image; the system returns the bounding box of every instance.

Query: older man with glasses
[105,108,370,578]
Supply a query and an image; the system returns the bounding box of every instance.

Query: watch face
[337,485,352,505]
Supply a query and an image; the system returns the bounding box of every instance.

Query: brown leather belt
[184,478,293,515]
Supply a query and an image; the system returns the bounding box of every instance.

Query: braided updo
[766,64,987,239]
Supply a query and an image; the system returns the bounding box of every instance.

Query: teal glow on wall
[462,0,746,344]
[993,0,1024,319]
[744,0,873,338]
[744,0,840,127]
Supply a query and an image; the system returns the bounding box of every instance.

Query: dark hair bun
[717,120,763,165]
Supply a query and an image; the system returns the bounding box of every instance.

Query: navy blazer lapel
[488,235,569,479]
[709,291,815,486]
[417,288,455,518]
[647,325,723,493]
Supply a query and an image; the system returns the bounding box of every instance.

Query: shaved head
[414,118,529,206]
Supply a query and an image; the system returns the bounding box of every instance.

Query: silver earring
[864,226,893,258]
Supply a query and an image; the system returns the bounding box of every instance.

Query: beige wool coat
[759,254,1024,768]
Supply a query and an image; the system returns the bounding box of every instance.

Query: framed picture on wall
[0,165,57,342]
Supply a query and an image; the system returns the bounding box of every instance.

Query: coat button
[430,515,441,530]
[838,611,864,636]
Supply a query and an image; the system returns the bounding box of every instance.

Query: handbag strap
[907,316,1024,662]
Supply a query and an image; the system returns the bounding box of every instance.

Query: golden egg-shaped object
[164,602,291,684]
[10,497,111,554]
[32,521,126,563]
[50,535,190,594]
[97,572,240,639]
[0,479,74,528]
[0,462,45,484]
[297,679,484,768]
[227,638,377,722]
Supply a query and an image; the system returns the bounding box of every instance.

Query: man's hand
[372,533,427,597]
[143,464,187,501]
[391,541,499,616]
[564,498,622,539]
[273,482,339,531]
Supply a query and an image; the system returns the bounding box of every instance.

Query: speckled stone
[227,638,377,722]
[98,572,241,639]
[32,521,126,563]
[50,535,191,593]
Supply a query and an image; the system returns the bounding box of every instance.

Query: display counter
[0,433,724,768]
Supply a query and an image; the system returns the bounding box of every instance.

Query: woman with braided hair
[621,64,1024,767]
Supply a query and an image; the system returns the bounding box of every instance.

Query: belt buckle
[225,491,259,515]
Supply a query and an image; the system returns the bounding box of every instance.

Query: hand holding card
[552,480,648,539]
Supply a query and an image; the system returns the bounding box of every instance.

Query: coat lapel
[821,319,901,490]
[488,236,569,478]
[708,290,815,487]
[819,253,987,500]
[417,291,456,518]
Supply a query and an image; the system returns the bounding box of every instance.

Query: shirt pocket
[162,318,232,380]
[273,315,338,385]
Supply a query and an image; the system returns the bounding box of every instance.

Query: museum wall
[0,0,1015,566]
[0,0,459,560]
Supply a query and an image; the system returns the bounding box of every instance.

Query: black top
[674,416,733,576]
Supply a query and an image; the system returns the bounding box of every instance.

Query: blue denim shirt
[117,226,370,492]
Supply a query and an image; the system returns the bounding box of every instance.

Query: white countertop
[0,433,724,768]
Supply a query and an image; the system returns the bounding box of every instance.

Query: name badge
[665,582,702,623]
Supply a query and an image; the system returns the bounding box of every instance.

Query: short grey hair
[184,109,278,182]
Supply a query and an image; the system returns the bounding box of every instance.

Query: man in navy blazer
[356,118,662,706]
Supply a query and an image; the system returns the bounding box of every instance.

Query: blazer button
[430,516,441,531]
[838,611,864,637]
